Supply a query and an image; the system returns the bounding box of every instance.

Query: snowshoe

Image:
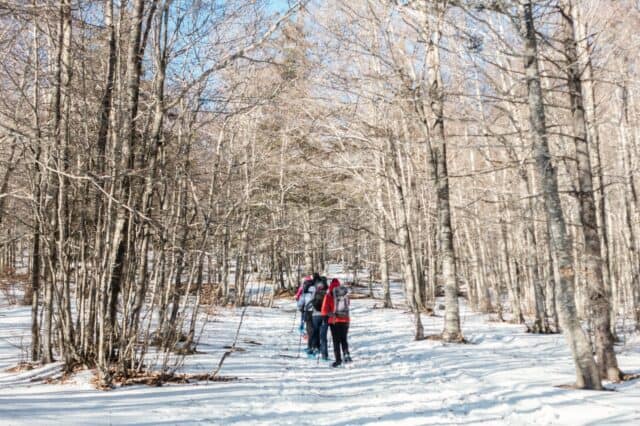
[331,361,343,368]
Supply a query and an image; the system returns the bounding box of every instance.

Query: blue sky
[267,0,296,13]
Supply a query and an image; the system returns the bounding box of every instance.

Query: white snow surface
[1,273,640,425]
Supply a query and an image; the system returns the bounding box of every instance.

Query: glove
[299,323,305,333]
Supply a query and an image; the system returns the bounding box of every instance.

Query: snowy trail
[1,282,640,425]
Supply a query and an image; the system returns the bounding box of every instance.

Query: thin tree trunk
[545,218,560,332]
[303,209,313,275]
[426,21,462,342]
[618,83,640,330]
[387,134,422,338]
[29,9,42,361]
[501,216,524,323]
[376,155,392,308]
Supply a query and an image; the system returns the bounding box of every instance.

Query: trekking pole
[290,309,298,333]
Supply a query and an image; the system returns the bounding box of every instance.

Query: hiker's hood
[329,278,340,292]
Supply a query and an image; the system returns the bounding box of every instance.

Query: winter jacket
[321,278,350,324]
[298,279,316,312]
[295,285,303,301]
[295,275,313,301]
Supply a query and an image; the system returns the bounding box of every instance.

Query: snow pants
[330,322,349,364]
[305,311,314,350]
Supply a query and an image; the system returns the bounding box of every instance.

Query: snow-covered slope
[1,282,639,425]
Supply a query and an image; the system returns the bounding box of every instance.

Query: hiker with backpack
[321,278,352,367]
[295,275,312,334]
[297,277,317,355]
[310,274,329,361]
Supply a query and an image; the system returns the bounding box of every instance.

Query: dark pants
[305,311,314,350]
[330,322,349,364]
[312,315,329,358]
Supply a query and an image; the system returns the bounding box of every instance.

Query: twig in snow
[211,306,247,378]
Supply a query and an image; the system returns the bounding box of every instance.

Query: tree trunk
[501,216,524,323]
[545,218,560,332]
[387,134,422,338]
[560,0,621,381]
[519,0,601,389]
[427,22,462,342]
[572,0,615,338]
[376,155,392,307]
[303,209,313,275]
[30,11,42,361]
[618,83,640,330]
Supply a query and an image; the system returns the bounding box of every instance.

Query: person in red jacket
[321,278,352,367]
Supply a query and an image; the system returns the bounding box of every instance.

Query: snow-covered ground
[1,275,640,425]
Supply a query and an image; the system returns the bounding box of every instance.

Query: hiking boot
[344,354,352,363]
[331,361,342,368]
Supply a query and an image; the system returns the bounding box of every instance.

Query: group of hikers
[295,272,351,368]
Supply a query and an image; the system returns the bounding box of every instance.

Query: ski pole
[290,308,297,333]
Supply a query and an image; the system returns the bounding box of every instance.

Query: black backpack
[303,279,314,293]
[312,282,327,311]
